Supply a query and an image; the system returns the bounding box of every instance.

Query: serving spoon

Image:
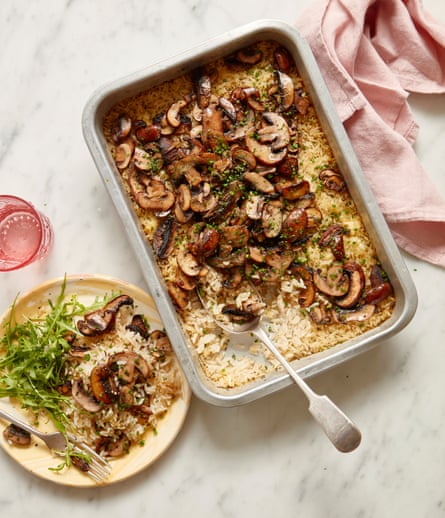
[197,289,362,453]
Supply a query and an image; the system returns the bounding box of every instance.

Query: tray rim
[81,19,418,406]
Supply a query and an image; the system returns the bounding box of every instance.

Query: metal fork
[0,407,111,483]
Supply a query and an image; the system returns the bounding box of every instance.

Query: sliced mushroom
[3,424,31,447]
[111,113,132,143]
[176,265,198,291]
[365,264,393,305]
[274,46,293,73]
[305,207,323,228]
[190,184,219,214]
[244,193,265,220]
[167,281,189,310]
[333,304,375,323]
[77,295,134,336]
[335,262,365,309]
[166,99,188,128]
[134,147,154,171]
[109,352,150,384]
[149,329,173,355]
[275,179,310,201]
[290,265,316,307]
[125,314,149,339]
[243,172,275,194]
[136,190,175,212]
[313,263,350,297]
[177,248,202,277]
[153,216,176,259]
[115,138,135,169]
[72,378,102,412]
[231,146,256,170]
[188,224,220,258]
[275,71,294,111]
[196,75,212,109]
[319,224,346,261]
[319,168,346,192]
[202,104,225,151]
[262,202,282,239]
[90,365,117,404]
[219,97,237,123]
[310,305,333,325]
[220,225,249,248]
[282,208,308,242]
[294,89,311,115]
[235,46,263,65]
[135,123,161,144]
[245,113,290,165]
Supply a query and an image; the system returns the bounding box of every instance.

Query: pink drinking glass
[0,195,54,272]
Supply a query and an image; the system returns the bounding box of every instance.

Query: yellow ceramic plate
[0,274,191,487]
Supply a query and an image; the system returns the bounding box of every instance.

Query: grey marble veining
[1,1,445,517]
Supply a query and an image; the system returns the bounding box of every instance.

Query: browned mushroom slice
[262,202,283,239]
[135,122,161,144]
[319,168,346,192]
[202,104,225,151]
[313,263,350,297]
[235,46,263,65]
[334,262,365,309]
[294,89,311,115]
[177,249,202,277]
[134,147,154,171]
[274,46,293,73]
[245,113,290,165]
[3,424,32,447]
[264,248,295,276]
[309,304,333,325]
[365,264,393,305]
[115,138,135,169]
[136,190,175,213]
[219,97,237,123]
[149,329,173,355]
[222,267,243,289]
[77,295,134,336]
[221,304,257,323]
[275,71,295,111]
[319,224,346,261]
[109,352,150,384]
[231,146,257,170]
[196,75,211,109]
[90,365,117,404]
[243,87,265,111]
[282,208,308,242]
[189,224,220,258]
[220,225,250,248]
[168,281,189,310]
[333,304,375,323]
[248,245,267,263]
[166,99,188,128]
[290,265,316,307]
[176,265,198,291]
[190,184,218,214]
[275,179,310,201]
[277,155,299,177]
[153,217,176,259]
[305,207,323,228]
[125,314,149,339]
[225,109,255,142]
[111,113,132,143]
[207,248,246,269]
[243,172,275,194]
[72,378,102,412]
[244,194,265,220]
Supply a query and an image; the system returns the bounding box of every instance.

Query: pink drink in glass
[0,195,53,271]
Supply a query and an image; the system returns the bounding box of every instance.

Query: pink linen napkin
[295,0,445,268]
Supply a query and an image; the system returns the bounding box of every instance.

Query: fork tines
[70,438,112,484]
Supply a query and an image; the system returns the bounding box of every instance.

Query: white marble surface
[1,1,445,516]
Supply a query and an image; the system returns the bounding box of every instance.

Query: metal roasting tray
[82,20,417,406]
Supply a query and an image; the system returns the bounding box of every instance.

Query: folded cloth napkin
[296,0,445,268]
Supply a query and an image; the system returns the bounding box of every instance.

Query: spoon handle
[253,326,361,452]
